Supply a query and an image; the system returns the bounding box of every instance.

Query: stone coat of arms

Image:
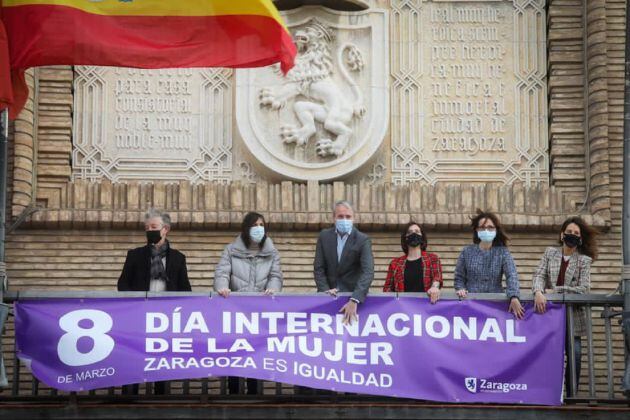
[236,7,388,180]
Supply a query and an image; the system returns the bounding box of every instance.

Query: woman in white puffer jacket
[213,211,283,395]
[214,211,283,296]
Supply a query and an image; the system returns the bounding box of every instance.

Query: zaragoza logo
[465,377,478,393]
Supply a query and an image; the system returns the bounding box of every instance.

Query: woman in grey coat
[213,211,283,395]
[214,211,283,297]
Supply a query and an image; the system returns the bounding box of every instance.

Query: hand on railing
[339,299,357,325]
[534,291,547,314]
[427,286,440,304]
[509,297,525,320]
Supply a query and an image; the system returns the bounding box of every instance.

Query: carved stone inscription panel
[72,67,233,182]
[391,0,548,185]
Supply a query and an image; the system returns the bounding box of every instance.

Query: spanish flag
[0,0,296,118]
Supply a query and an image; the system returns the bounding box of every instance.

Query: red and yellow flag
[0,0,296,118]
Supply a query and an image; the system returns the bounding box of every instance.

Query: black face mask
[563,233,581,248]
[405,232,424,248]
[146,230,162,245]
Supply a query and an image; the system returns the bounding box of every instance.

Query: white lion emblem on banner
[259,21,365,158]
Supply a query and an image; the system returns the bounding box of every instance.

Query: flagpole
[0,108,7,389]
[0,108,6,302]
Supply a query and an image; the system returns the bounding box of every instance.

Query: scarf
[150,241,169,282]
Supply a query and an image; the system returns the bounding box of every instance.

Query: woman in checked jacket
[532,216,597,396]
[383,221,443,303]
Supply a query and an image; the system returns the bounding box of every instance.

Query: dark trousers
[122,381,167,395]
[228,376,258,395]
[294,385,334,395]
[565,336,582,397]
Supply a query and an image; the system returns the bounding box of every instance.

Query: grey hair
[145,208,171,227]
[333,200,354,214]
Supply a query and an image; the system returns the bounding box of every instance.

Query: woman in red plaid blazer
[383,222,443,303]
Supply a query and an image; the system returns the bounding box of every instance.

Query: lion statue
[259,21,365,158]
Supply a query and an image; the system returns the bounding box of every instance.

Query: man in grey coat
[314,200,374,324]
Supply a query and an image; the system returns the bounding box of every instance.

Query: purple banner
[15,296,565,405]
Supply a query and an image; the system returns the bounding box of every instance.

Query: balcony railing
[0,291,627,407]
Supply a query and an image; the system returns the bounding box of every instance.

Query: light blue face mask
[249,226,265,243]
[335,219,353,235]
[477,229,496,243]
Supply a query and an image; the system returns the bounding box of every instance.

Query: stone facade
[7,0,616,225]
[2,0,628,398]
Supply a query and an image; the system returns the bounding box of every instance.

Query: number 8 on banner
[57,310,115,366]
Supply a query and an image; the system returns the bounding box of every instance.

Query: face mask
[477,230,496,243]
[146,229,162,245]
[249,226,265,243]
[335,219,353,235]
[405,232,423,248]
[563,233,581,248]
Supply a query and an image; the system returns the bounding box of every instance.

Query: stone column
[11,69,36,217]
[586,0,611,219]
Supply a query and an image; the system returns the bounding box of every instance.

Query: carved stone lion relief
[236,7,388,180]
[259,21,366,158]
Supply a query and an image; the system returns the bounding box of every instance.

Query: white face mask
[335,219,353,235]
[249,226,265,243]
[477,229,497,243]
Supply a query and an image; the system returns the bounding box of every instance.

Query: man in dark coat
[313,200,374,325]
[117,208,191,395]
[118,208,191,292]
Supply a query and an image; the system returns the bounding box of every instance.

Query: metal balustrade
[0,291,627,406]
